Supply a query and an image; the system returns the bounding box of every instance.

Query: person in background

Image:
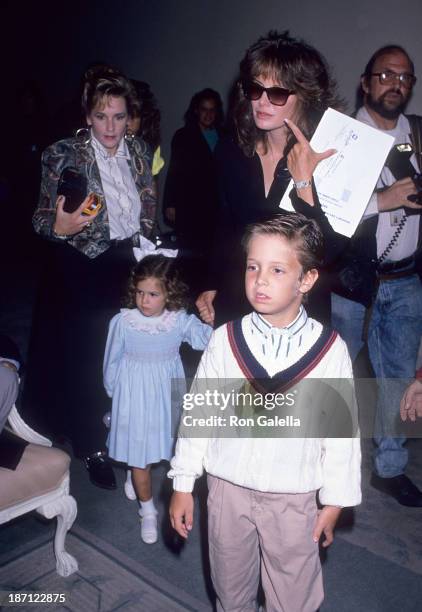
[0,334,24,471]
[127,79,164,179]
[331,45,422,507]
[163,88,224,291]
[20,65,156,490]
[0,334,20,434]
[400,373,422,422]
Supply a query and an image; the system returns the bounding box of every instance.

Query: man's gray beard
[366,91,407,120]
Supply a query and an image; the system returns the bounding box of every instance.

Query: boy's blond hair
[242,212,324,273]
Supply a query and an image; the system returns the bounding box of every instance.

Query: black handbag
[330,251,378,307]
[330,216,379,307]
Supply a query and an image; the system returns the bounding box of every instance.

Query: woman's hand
[285,118,336,206]
[196,290,217,325]
[53,194,100,236]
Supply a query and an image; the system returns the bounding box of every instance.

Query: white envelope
[279,108,395,237]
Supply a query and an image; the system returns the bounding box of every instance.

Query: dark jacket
[206,136,348,325]
[33,135,156,259]
[163,124,220,254]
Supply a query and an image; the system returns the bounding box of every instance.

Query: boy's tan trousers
[207,475,324,612]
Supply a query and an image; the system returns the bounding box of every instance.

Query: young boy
[168,214,361,612]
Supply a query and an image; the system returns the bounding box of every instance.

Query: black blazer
[163,124,220,253]
[207,137,348,325]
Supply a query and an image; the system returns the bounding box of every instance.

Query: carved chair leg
[37,494,78,577]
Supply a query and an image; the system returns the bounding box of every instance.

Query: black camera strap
[408,115,422,252]
[377,213,408,265]
[408,114,422,173]
[378,115,422,262]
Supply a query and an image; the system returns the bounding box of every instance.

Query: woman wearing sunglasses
[197,30,346,326]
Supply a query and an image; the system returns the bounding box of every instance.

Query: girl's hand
[53,194,100,236]
[312,505,342,548]
[284,118,336,206]
[196,290,217,326]
[169,491,194,539]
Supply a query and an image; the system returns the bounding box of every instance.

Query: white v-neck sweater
[169,313,361,507]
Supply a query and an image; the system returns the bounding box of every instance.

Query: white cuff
[172,475,196,492]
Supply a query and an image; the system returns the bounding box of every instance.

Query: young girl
[103,254,212,544]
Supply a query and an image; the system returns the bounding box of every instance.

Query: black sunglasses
[242,81,294,106]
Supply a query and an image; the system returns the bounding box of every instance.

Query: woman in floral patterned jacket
[21,65,157,490]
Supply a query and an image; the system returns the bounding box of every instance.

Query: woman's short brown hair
[82,64,139,117]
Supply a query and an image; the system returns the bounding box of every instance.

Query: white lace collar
[121,308,179,335]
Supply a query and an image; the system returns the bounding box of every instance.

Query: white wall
[130,0,422,166]
[20,0,422,181]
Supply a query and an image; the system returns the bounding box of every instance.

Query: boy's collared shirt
[245,306,321,377]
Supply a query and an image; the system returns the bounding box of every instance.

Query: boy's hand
[312,505,342,548]
[169,491,194,539]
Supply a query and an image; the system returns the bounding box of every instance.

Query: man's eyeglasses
[370,71,417,88]
[242,81,294,106]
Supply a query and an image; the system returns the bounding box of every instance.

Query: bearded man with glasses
[332,45,422,507]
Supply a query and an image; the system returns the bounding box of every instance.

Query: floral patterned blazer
[33,135,156,259]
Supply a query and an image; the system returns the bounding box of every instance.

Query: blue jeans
[332,275,422,478]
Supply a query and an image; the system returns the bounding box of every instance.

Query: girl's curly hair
[234,30,344,157]
[125,255,189,311]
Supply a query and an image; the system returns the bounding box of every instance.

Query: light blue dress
[104,308,211,468]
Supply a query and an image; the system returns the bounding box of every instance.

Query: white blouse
[92,135,141,240]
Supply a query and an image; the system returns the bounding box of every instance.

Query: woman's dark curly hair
[130,79,161,151]
[234,30,343,157]
[125,255,189,311]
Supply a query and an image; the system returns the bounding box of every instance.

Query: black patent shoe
[371,473,422,507]
[84,452,116,490]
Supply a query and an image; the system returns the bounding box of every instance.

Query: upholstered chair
[0,406,78,577]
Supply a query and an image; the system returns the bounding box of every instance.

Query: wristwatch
[294,179,312,190]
